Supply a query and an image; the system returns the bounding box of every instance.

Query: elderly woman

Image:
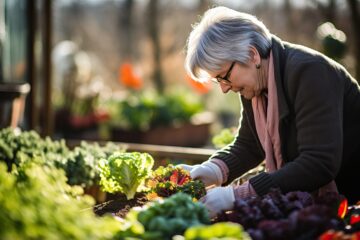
[181,6,360,218]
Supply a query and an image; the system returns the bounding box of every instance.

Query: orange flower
[146,192,161,201]
[186,74,211,94]
[119,63,143,90]
[146,179,158,188]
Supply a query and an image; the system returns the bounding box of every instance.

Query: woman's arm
[210,98,265,184]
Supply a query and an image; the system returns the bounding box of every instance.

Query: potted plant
[103,63,214,147]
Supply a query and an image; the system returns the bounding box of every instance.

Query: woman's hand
[200,186,235,218]
[177,161,223,187]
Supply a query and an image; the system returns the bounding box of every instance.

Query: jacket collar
[271,35,290,121]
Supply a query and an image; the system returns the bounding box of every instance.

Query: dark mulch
[93,192,149,218]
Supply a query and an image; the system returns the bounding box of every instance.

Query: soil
[93,192,148,218]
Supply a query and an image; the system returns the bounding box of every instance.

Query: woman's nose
[220,82,231,93]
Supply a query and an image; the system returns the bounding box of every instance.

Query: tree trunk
[120,0,134,59]
[147,0,164,93]
[346,0,360,82]
[198,0,210,13]
[284,0,296,40]
[317,0,336,22]
[42,0,53,136]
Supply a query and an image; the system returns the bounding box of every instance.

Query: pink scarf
[252,52,283,172]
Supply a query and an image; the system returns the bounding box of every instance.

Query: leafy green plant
[146,164,206,200]
[175,222,251,240]
[212,127,236,149]
[98,151,154,199]
[0,162,120,240]
[0,127,69,170]
[65,141,122,187]
[116,193,210,240]
[0,127,124,188]
[106,90,204,131]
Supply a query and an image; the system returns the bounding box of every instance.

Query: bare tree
[147,0,164,93]
[120,0,134,59]
[283,0,297,41]
[346,0,360,81]
[198,0,211,12]
[317,0,337,22]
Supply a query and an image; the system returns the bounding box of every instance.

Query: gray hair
[185,6,272,82]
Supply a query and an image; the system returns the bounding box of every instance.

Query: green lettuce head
[98,152,154,200]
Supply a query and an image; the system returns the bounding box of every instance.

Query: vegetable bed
[1,127,360,240]
[92,186,360,240]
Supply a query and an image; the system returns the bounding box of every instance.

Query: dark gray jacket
[211,36,360,203]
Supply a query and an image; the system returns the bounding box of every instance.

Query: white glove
[177,161,223,187]
[201,186,235,218]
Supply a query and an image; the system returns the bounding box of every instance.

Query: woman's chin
[242,93,254,100]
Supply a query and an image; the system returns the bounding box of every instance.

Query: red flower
[337,198,348,219]
[319,230,336,240]
[170,170,178,184]
[169,169,190,186]
[178,174,189,185]
[93,109,110,122]
[350,214,360,225]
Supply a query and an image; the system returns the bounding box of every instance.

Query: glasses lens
[211,62,235,85]
[218,78,231,85]
[224,62,235,81]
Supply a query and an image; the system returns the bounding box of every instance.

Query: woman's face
[211,61,260,99]
[209,47,264,100]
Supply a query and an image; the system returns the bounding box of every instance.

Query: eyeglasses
[212,61,236,85]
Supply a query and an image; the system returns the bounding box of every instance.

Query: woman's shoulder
[272,36,333,76]
[284,41,328,66]
[275,41,350,84]
[272,36,354,89]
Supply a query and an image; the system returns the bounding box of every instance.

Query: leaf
[98,152,154,199]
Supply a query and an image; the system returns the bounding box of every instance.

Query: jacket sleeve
[210,97,265,184]
[250,60,344,196]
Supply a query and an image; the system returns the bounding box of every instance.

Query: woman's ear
[249,46,261,66]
